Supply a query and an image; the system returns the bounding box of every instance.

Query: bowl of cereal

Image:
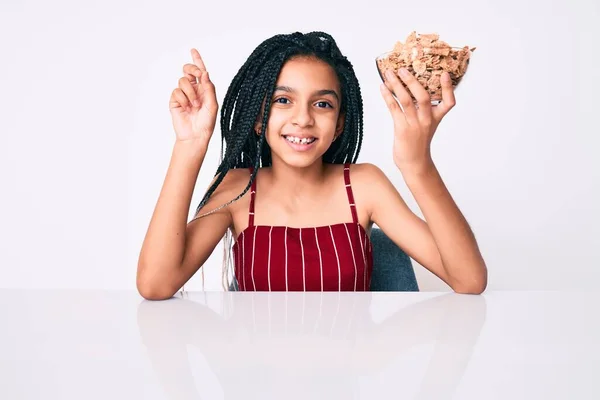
[376,32,476,105]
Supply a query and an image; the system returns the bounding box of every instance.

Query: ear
[255,98,268,135]
[335,112,345,137]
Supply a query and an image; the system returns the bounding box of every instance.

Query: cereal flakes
[377,32,476,102]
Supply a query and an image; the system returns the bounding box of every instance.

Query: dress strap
[248,167,257,227]
[343,163,359,224]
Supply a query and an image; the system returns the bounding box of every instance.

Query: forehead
[276,56,340,91]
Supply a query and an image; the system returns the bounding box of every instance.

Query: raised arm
[371,67,487,294]
[137,48,227,300]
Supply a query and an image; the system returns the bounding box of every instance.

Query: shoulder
[347,162,387,182]
[346,163,399,217]
[346,162,393,193]
[348,162,395,193]
[202,167,254,210]
[215,167,253,192]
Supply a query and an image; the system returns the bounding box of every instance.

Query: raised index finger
[190,48,206,71]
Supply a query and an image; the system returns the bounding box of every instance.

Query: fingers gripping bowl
[376,32,476,105]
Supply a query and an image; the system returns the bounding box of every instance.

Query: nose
[291,103,314,128]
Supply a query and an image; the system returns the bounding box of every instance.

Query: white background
[1,0,598,291]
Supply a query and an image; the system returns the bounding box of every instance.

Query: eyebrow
[274,86,339,102]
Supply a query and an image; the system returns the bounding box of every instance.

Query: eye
[273,97,290,104]
[316,101,333,109]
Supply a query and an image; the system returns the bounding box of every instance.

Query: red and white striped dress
[232,163,373,291]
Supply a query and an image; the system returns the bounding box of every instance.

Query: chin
[279,155,323,169]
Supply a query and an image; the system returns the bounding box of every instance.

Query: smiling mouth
[283,135,317,145]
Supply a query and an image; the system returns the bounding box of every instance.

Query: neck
[267,157,328,199]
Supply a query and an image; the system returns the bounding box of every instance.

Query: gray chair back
[369,227,419,291]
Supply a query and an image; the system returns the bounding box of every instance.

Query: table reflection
[137,292,487,399]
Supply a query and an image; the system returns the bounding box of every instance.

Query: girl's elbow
[452,268,488,295]
[136,273,177,301]
[454,282,487,295]
[137,285,175,301]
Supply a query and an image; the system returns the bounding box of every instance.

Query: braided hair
[194,31,364,219]
[188,32,364,290]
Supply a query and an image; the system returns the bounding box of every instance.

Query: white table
[1,290,598,399]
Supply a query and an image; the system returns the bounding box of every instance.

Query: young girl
[137,31,487,299]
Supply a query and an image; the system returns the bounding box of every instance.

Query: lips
[283,135,316,145]
[282,135,318,152]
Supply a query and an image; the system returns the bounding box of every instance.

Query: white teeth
[285,136,315,145]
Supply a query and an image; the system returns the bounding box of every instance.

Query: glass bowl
[375,47,474,106]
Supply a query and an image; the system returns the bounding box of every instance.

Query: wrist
[172,139,209,165]
[400,160,448,200]
[174,138,209,153]
[397,158,436,178]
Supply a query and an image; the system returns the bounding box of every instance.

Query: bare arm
[402,162,487,292]
[136,140,231,300]
[377,63,487,294]
[137,48,226,300]
[360,163,487,294]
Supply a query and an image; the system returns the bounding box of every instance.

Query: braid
[191,31,364,221]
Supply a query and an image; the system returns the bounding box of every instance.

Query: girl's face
[257,56,345,168]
